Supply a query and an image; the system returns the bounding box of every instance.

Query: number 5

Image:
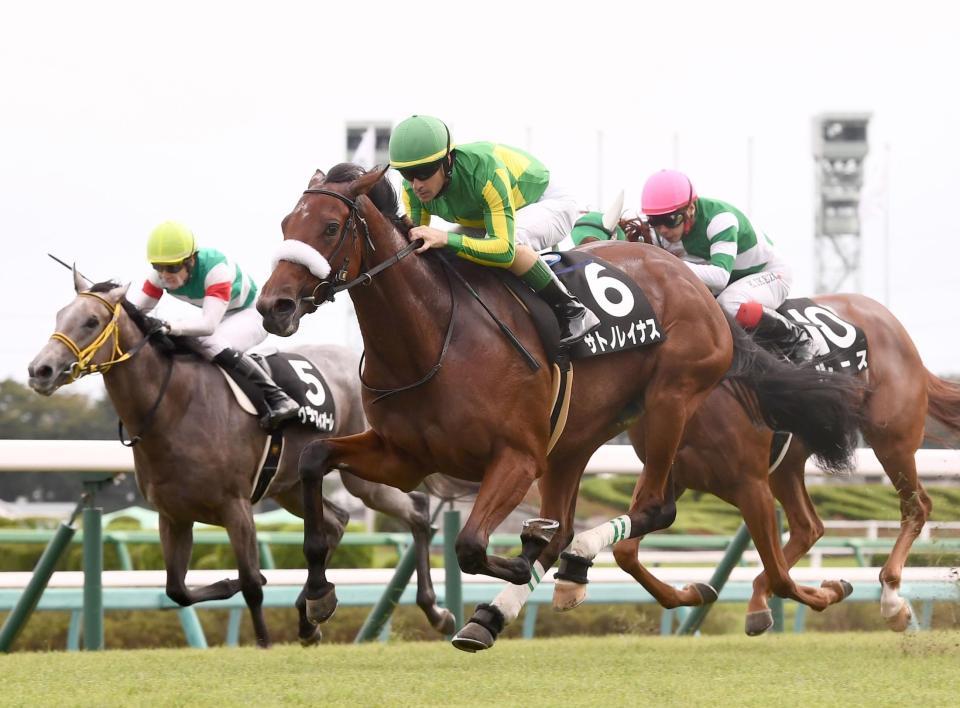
[288,359,325,406]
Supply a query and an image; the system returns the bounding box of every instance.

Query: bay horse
[255,164,864,650]
[26,270,455,647]
[610,292,960,634]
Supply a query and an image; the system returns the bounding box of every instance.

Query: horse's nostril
[275,299,296,317]
[35,365,53,380]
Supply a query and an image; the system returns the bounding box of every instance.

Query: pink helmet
[641,170,697,215]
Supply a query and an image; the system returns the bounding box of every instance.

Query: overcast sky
[2,0,958,400]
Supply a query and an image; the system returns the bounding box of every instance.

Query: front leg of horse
[453,465,580,653]
[456,447,547,584]
[299,431,427,625]
[408,491,456,634]
[159,517,243,607]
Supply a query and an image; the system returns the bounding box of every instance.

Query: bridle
[298,188,427,305]
[284,186,456,402]
[48,291,173,446]
[49,292,149,381]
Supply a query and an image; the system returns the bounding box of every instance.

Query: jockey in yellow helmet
[127,221,299,428]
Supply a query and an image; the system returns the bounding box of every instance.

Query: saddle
[766,298,868,473]
[491,251,665,452]
[775,298,869,373]
[218,352,339,503]
[501,251,665,368]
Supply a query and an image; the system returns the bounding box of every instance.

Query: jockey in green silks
[389,115,600,345]
[126,221,299,429]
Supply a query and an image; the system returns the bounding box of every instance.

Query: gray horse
[27,270,455,647]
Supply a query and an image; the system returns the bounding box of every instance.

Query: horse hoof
[552,579,587,612]
[692,583,718,605]
[821,579,854,601]
[299,625,323,647]
[305,591,338,625]
[745,610,774,636]
[451,622,494,653]
[431,608,457,635]
[884,601,912,632]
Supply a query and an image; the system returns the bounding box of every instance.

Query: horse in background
[27,271,455,647]
[615,292,960,633]
[255,164,864,651]
[609,217,959,632]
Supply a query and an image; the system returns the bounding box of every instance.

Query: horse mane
[323,162,407,233]
[88,281,151,336]
[89,280,182,355]
[620,217,652,244]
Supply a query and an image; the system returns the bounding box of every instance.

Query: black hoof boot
[451,603,504,653]
[519,518,559,565]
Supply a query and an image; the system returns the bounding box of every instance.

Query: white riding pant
[449,182,579,252]
[716,258,793,318]
[515,182,580,251]
[193,307,268,360]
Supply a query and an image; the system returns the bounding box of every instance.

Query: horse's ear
[602,190,625,233]
[107,282,131,303]
[351,165,389,198]
[72,264,91,293]
[307,169,326,190]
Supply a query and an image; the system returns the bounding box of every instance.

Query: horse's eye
[325,222,339,236]
[84,316,98,328]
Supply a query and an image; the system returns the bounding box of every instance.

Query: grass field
[1,632,957,707]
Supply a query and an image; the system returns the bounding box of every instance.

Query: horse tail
[721,311,863,474]
[925,370,960,433]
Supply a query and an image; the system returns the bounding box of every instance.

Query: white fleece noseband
[271,239,332,280]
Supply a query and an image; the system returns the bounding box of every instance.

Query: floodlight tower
[812,113,870,294]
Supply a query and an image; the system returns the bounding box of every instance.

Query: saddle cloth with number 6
[776,298,868,373]
[505,251,665,367]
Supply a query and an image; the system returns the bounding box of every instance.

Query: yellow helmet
[147,221,197,264]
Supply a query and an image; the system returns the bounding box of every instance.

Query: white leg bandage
[568,515,631,560]
[491,561,548,624]
[271,240,331,280]
[880,581,904,618]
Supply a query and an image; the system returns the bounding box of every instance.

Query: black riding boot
[214,349,300,429]
[750,308,819,362]
[538,274,601,346]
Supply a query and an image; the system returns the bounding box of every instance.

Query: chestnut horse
[610,292,960,634]
[256,164,863,650]
[27,272,454,647]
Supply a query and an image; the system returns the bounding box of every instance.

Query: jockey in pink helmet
[641,169,819,360]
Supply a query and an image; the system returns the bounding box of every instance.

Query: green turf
[1,632,957,707]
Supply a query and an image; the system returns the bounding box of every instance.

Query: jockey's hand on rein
[411,226,449,254]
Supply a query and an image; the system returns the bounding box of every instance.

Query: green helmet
[388,115,454,168]
[147,221,197,264]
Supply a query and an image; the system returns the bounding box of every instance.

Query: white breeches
[514,182,580,251]
[193,307,268,360]
[716,259,793,317]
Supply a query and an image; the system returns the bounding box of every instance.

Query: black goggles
[647,210,687,229]
[152,262,186,274]
[397,160,443,183]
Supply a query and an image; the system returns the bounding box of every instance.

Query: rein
[359,262,457,404]
[293,186,459,402]
[49,292,152,381]
[118,355,174,447]
[49,291,171,447]
[287,183,536,401]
